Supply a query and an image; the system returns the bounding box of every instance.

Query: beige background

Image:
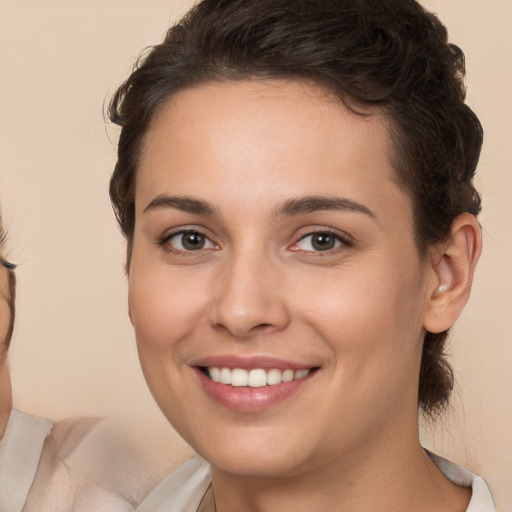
[0,0,510,509]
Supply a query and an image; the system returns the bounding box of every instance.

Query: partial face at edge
[0,265,11,354]
[127,79,436,477]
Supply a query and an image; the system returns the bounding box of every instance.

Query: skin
[128,79,480,512]
[0,264,13,439]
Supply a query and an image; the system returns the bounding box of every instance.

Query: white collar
[136,455,210,512]
[427,450,496,511]
[0,409,53,512]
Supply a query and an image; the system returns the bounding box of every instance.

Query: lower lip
[194,368,313,413]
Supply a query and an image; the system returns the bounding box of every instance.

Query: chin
[205,449,304,479]
[189,426,318,479]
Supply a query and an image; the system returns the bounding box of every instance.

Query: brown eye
[311,233,336,251]
[181,232,206,250]
[295,232,344,252]
[166,231,215,252]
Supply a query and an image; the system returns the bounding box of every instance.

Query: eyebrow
[143,194,218,215]
[273,196,376,219]
[143,194,375,219]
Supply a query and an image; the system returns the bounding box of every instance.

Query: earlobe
[423,213,482,334]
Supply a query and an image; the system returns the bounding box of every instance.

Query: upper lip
[190,355,317,371]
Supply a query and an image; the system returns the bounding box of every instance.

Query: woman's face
[129,80,436,477]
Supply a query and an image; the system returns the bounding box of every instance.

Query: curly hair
[108,0,483,417]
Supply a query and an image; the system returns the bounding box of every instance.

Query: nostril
[249,323,278,333]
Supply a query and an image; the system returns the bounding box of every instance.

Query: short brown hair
[108,0,483,417]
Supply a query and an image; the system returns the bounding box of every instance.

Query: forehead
[145,79,389,159]
[137,79,410,222]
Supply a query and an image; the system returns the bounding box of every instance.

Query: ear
[423,213,482,334]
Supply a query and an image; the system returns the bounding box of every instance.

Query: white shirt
[0,409,179,512]
[0,409,53,512]
[137,451,496,512]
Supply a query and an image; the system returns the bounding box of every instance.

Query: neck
[210,420,470,512]
[0,357,13,439]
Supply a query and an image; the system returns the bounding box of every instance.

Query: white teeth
[248,369,267,387]
[282,369,294,382]
[207,367,311,387]
[210,367,221,382]
[219,367,231,385]
[266,368,282,385]
[231,368,248,387]
[294,369,309,380]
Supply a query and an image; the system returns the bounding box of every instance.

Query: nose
[209,251,290,339]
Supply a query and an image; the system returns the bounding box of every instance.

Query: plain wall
[0,1,510,509]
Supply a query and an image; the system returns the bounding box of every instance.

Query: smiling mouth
[199,366,319,388]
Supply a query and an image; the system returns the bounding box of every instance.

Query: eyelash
[159,227,351,257]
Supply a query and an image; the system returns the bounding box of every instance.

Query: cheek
[128,264,210,372]
[302,269,426,432]
[128,268,205,420]
[301,261,426,373]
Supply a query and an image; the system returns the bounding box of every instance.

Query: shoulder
[24,415,193,512]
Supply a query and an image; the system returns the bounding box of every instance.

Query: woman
[108,0,495,510]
